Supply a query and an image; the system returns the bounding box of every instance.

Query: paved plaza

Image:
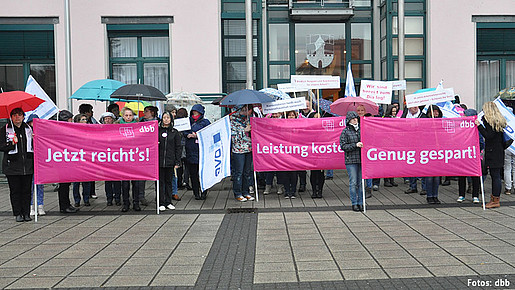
[0,171,514,289]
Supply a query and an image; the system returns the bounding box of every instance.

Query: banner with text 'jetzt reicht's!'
[34,119,159,184]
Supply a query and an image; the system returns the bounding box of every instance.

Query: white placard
[277,82,308,93]
[262,97,307,114]
[390,80,406,90]
[173,117,191,131]
[359,80,393,104]
[291,75,341,89]
[405,88,455,108]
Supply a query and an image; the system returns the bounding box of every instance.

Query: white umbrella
[166,92,203,107]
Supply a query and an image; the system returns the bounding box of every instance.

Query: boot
[485,195,500,209]
[37,205,46,216]
[30,205,35,216]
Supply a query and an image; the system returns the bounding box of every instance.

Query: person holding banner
[27,114,46,216]
[56,110,79,214]
[184,104,211,200]
[424,106,443,204]
[475,102,511,209]
[340,111,364,212]
[72,114,91,207]
[158,111,181,210]
[100,112,122,206]
[0,108,34,222]
[458,109,483,204]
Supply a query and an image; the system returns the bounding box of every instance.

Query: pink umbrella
[330,96,379,116]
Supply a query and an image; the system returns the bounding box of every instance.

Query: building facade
[0,0,513,118]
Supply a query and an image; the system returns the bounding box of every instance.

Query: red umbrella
[0,91,45,119]
[330,96,379,116]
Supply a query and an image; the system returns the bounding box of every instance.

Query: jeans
[105,181,122,202]
[504,150,515,190]
[73,182,90,203]
[346,164,363,205]
[265,171,275,186]
[298,171,307,186]
[31,176,44,205]
[232,152,253,197]
[425,177,440,198]
[326,170,333,178]
[409,177,426,191]
[172,174,178,195]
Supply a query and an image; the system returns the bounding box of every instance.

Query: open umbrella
[330,96,378,116]
[0,91,45,118]
[312,98,339,116]
[259,88,291,101]
[219,89,274,107]
[166,92,203,107]
[116,101,151,118]
[111,84,166,101]
[495,87,515,100]
[70,79,126,101]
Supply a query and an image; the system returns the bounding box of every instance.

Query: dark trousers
[138,181,146,200]
[487,167,502,197]
[73,182,90,204]
[298,171,307,187]
[105,181,122,202]
[58,183,72,210]
[310,170,325,192]
[89,181,96,196]
[7,174,32,216]
[187,162,204,198]
[183,158,190,185]
[159,167,173,206]
[176,166,184,187]
[458,176,480,198]
[122,180,140,206]
[278,171,298,195]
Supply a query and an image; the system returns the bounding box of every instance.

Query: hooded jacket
[339,111,361,165]
[158,117,182,168]
[183,104,211,164]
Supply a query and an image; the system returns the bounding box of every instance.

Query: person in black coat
[158,111,182,211]
[475,102,511,208]
[0,108,35,222]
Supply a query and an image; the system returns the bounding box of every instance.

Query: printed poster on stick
[359,80,392,104]
[290,75,341,89]
[405,88,455,107]
[262,97,307,114]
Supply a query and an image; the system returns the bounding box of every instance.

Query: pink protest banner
[251,117,346,171]
[361,117,481,179]
[33,119,158,184]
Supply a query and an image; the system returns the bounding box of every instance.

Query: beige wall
[1,0,221,117]
[428,0,513,109]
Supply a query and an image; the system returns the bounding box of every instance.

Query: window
[108,27,170,94]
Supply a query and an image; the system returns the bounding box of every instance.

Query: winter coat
[339,111,361,165]
[0,122,34,175]
[158,125,182,168]
[183,104,211,164]
[230,113,252,154]
[478,116,507,169]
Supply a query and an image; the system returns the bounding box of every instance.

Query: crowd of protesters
[1,94,513,221]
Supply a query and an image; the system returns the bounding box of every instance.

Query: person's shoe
[61,206,78,213]
[30,205,36,216]
[107,201,113,206]
[317,191,323,198]
[121,205,129,212]
[485,195,500,209]
[427,197,435,204]
[37,205,46,216]
[139,198,148,206]
[298,185,306,192]
[433,197,441,204]
[284,194,290,199]
[90,194,98,199]
[384,182,393,187]
[16,215,24,222]
[325,176,333,180]
[249,186,255,194]
[277,184,285,195]
[505,188,512,195]
[263,185,272,195]
[115,200,121,206]
[372,185,379,191]
[166,204,176,210]
[405,188,417,194]
[74,202,80,207]
[391,181,399,187]
[84,201,91,206]
[311,190,318,198]
[457,196,465,203]
[172,194,181,201]
[244,195,255,201]
[290,193,296,199]
[200,191,207,200]
[358,205,364,212]
[473,197,480,204]
[365,187,372,198]
[23,215,32,222]
[404,179,410,184]
[441,180,451,186]
[420,190,427,196]
[158,206,166,211]
[194,195,202,200]
[236,196,247,202]
[133,203,141,211]
[352,205,360,212]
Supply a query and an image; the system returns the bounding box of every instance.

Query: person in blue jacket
[183,104,211,200]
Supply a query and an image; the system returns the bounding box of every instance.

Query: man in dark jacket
[340,111,364,212]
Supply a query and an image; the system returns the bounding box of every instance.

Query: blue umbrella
[259,88,291,101]
[71,79,126,101]
[219,89,274,106]
[312,98,340,116]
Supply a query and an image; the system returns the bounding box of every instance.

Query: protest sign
[262,97,307,114]
[492,97,515,155]
[198,116,231,191]
[251,117,346,171]
[34,119,158,184]
[390,80,406,90]
[361,117,481,179]
[173,117,191,131]
[277,82,308,93]
[405,88,455,107]
[291,75,341,89]
[359,80,393,104]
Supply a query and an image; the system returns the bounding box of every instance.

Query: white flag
[24,75,59,120]
[197,116,231,191]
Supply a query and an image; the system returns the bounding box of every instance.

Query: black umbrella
[110,84,166,101]
[219,89,274,107]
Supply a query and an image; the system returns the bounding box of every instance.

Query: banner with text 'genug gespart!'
[251,117,346,171]
[33,119,159,184]
[197,116,231,192]
[360,117,481,179]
